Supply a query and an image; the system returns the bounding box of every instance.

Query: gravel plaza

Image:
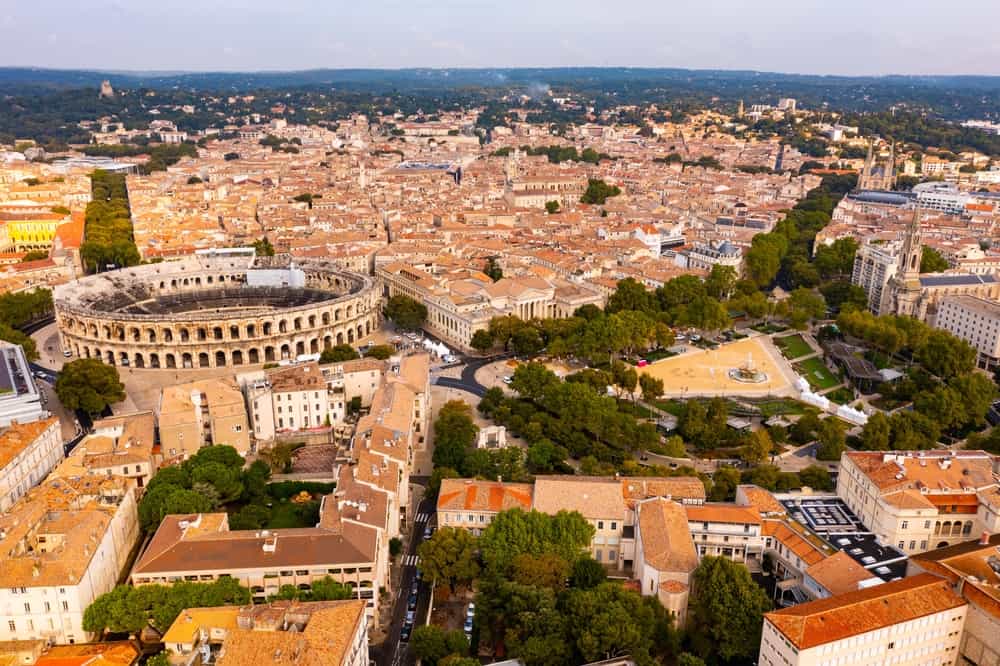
[638,336,799,398]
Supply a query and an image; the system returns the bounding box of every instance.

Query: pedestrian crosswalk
[414,512,431,523]
[404,554,420,567]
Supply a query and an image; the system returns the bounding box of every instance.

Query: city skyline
[3,0,1000,76]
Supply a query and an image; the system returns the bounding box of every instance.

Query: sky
[2,0,1000,76]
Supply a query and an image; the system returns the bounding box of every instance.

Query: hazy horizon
[3,0,1000,77]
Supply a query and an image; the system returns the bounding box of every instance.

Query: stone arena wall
[53,255,381,370]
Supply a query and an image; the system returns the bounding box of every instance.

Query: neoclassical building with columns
[53,249,380,370]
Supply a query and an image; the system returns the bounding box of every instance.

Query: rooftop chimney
[981,531,991,546]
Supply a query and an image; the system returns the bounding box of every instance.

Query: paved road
[433,354,506,398]
[374,492,436,666]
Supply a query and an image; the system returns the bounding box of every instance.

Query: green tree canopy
[688,556,772,663]
[417,526,481,590]
[54,358,125,414]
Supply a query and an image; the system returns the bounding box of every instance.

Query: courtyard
[639,336,798,398]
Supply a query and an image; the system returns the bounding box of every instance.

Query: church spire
[900,206,923,279]
[859,139,874,190]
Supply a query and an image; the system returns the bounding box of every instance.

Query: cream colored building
[51,411,157,488]
[633,497,698,626]
[158,377,251,459]
[836,451,998,554]
[0,417,62,512]
[377,262,603,352]
[935,295,1000,369]
[437,478,534,535]
[131,511,386,622]
[760,573,966,666]
[162,600,369,666]
[0,475,139,644]
[685,503,763,566]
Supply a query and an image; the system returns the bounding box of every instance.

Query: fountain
[728,352,768,384]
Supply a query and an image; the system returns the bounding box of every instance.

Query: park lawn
[652,399,686,416]
[756,399,808,417]
[795,357,840,391]
[774,334,813,360]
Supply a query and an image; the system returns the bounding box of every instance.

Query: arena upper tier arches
[54,251,379,370]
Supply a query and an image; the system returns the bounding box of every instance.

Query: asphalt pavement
[375,492,437,666]
[433,354,507,398]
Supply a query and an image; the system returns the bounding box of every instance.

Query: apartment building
[0,417,62,512]
[158,377,252,458]
[131,511,386,621]
[437,478,534,534]
[51,411,157,488]
[0,343,46,428]
[244,362,343,441]
[685,503,763,566]
[162,600,369,666]
[633,497,698,626]
[759,574,966,666]
[935,295,1000,369]
[852,241,900,314]
[836,451,998,554]
[0,475,139,644]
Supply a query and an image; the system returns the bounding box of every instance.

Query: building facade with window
[759,574,967,666]
[836,451,997,554]
[0,417,62,512]
[685,503,763,566]
[0,475,139,645]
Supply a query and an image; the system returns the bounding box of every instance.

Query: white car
[502,376,513,385]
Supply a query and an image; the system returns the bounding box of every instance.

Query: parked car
[400,624,412,642]
[466,602,476,617]
[423,526,433,540]
[405,610,415,624]
[502,376,513,385]
[407,593,417,611]
[463,617,474,633]
[636,359,648,367]
[63,349,72,358]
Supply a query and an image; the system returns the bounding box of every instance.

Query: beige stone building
[0,475,139,644]
[836,451,998,554]
[158,378,252,459]
[131,511,386,622]
[162,600,369,666]
[633,497,699,626]
[0,417,62,512]
[51,411,157,488]
[685,503,763,566]
[437,478,534,535]
[760,574,966,666]
[377,262,603,351]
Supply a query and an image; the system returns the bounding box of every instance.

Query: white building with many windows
[760,573,966,666]
[0,417,62,512]
[934,295,1000,369]
[0,475,139,644]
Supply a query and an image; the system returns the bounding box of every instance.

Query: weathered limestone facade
[54,252,380,370]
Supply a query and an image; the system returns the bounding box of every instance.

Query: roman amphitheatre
[53,249,380,370]
[639,336,798,398]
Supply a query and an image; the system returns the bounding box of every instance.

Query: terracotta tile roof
[637,497,698,574]
[844,451,997,494]
[34,641,139,666]
[437,478,533,513]
[737,485,786,515]
[533,476,626,520]
[621,476,706,506]
[685,503,761,525]
[766,574,965,650]
[804,551,879,597]
[0,417,58,470]
[762,519,828,566]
